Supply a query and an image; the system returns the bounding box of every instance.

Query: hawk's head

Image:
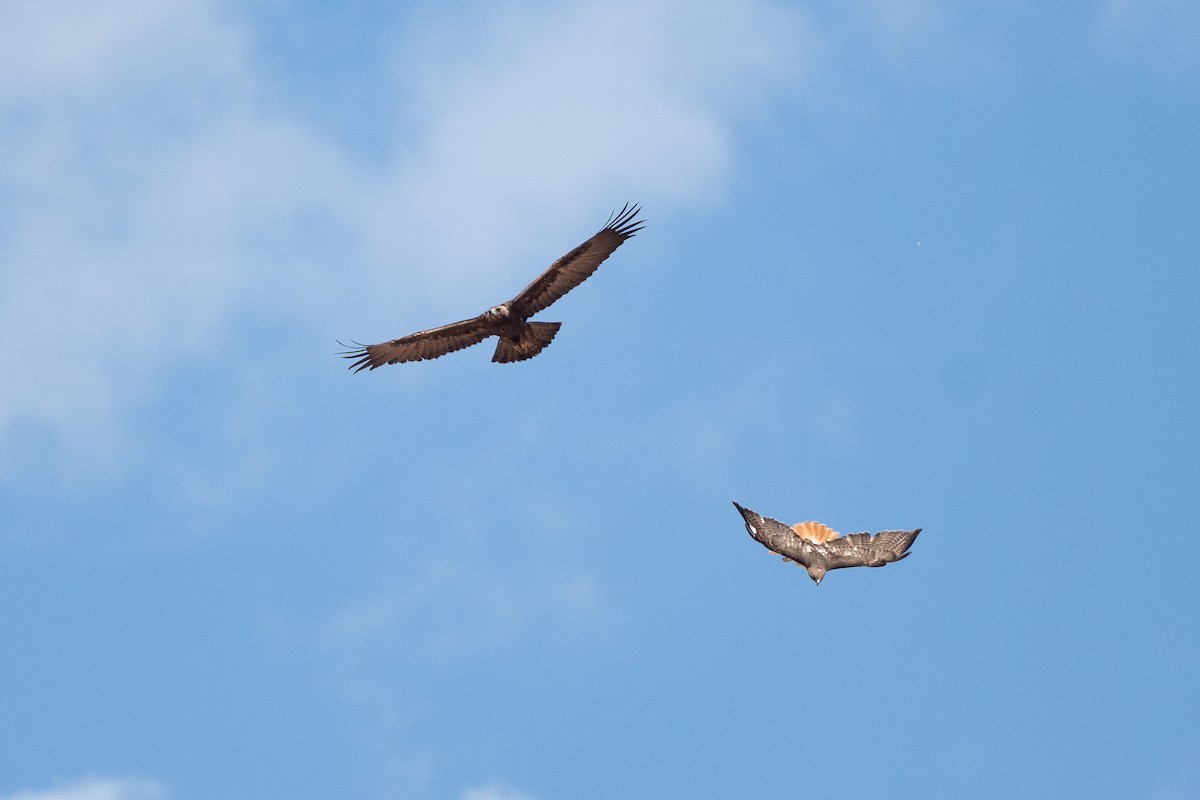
[806,565,827,586]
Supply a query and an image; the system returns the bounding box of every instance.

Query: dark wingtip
[606,202,645,238]
[336,339,375,373]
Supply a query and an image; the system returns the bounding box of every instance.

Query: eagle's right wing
[507,204,644,318]
[339,317,491,371]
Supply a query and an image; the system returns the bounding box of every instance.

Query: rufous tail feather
[790,520,841,543]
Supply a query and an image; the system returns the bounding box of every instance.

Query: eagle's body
[733,502,921,585]
[341,204,644,370]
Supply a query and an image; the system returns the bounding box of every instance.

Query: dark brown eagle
[733,502,922,586]
[340,204,644,370]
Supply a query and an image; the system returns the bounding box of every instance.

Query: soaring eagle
[341,204,644,370]
[733,502,922,586]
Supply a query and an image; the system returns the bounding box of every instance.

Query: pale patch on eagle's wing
[732,502,819,568]
[508,204,645,318]
[823,528,923,570]
[339,317,491,371]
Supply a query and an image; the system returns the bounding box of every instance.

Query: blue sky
[2,1,1198,798]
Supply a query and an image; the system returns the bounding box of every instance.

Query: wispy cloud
[359,0,812,300]
[319,555,607,797]
[0,776,166,800]
[460,783,536,800]
[324,555,608,689]
[0,0,239,101]
[0,0,355,479]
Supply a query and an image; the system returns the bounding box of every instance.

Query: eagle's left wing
[822,528,922,570]
[338,316,491,371]
[507,204,644,317]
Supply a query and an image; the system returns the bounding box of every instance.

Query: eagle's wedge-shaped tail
[492,321,561,363]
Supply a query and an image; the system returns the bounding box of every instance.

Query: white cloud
[356,0,812,307]
[461,784,535,800]
[0,0,238,102]
[0,776,166,800]
[0,0,810,482]
[0,0,354,479]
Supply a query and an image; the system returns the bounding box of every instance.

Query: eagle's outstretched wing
[338,317,491,372]
[732,502,824,568]
[822,528,922,571]
[508,204,645,318]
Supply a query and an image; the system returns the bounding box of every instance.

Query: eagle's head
[484,304,511,322]
[806,565,827,586]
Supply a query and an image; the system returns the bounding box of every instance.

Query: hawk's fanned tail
[791,520,840,543]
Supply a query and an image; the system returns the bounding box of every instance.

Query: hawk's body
[733,502,921,585]
[341,204,644,370]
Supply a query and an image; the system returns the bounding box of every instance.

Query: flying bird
[340,204,645,370]
[732,501,921,586]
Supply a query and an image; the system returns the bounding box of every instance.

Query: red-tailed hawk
[733,502,922,586]
[340,204,644,370]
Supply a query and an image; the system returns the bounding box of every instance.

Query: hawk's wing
[732,502,823,568]
[507,204,645,318]
[822,528,922,571]
[734,502,921,575]
[339,317,491,371]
